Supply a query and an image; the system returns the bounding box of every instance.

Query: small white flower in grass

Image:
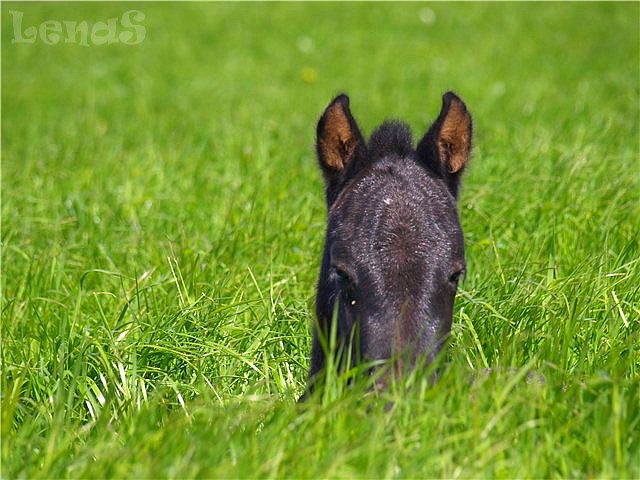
[419,8,436,25]
[491,82,506,97]
[297,36,314,54]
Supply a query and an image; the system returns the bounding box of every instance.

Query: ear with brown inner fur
[316,94,365,204]
[417,91,473,198]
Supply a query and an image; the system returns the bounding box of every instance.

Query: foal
[307,92,473,395]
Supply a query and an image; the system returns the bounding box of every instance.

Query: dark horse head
[306,91,473,395]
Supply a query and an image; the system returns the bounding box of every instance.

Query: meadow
[2,3,639,478]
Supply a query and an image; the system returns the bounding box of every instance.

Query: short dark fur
[306,92,473,397]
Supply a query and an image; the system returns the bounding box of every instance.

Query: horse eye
[449,269,465,285]
[334,268,352,285]
[333,268,356,304]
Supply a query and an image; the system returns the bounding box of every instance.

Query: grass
[2,2,639,478]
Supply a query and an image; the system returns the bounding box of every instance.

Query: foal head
[308,92,473,391]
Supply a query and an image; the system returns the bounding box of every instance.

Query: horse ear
[316,94,365,185]
[417,92,472,197]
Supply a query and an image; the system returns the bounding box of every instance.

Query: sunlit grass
[2,2,639,478]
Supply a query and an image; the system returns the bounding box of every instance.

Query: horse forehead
[331,166,459,245]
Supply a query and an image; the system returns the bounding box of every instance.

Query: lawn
[2,2,639,478]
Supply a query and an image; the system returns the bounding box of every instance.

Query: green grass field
[2,3,639,478]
